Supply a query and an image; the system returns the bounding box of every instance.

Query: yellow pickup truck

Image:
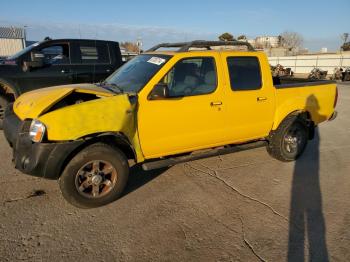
[3,41,338,208]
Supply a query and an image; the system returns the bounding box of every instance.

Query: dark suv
[0,38,123,127]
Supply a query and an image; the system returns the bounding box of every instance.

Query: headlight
[29,119,46,143]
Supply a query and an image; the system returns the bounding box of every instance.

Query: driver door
[137,55,228,159]
[20,42,74,92]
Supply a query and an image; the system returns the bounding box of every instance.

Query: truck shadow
[122,164,168,197]
[288,95,329,261]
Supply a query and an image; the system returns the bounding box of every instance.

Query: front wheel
[267,116,308,162]
[59,143,129,208]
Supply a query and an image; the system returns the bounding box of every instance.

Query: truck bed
[273,76,335,88]
[273,77,337,127]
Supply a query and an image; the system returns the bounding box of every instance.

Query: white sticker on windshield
[147,57,166,66]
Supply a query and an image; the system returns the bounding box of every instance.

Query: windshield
[103,54,171,93]
[7,42,40,60]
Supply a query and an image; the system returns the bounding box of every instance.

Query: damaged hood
[14,84,114,120]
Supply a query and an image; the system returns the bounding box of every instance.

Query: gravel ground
[0,83,349,262]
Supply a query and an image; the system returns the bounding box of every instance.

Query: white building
[321,47,328,53]
[254,36,280,48]
[0,27,26,58]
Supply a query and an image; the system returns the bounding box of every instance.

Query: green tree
[237,35,247,41]
[218,33,234,42]
[341,42,350,51]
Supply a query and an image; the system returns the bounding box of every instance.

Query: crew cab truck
[0,38,123,128]
[3,41,338,208]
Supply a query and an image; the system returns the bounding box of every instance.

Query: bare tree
[341,33,349,44]
[120,42,139,52]
[218,33,235,42]
[278,35,283,46]
[280,31,304,51]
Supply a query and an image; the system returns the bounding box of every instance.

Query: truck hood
[14,83,114,120]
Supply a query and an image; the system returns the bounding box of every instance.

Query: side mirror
[149,83,169,100]
[23,51,44,71]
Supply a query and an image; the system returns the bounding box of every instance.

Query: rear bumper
[328,111,338,121]
[3,104,84,180]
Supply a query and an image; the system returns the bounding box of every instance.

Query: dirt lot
[0,83,350,262]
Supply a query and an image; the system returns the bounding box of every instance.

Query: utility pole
[23,25,28,48]
[136,37,143,54]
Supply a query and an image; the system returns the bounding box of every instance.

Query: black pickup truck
[0,38,123,127]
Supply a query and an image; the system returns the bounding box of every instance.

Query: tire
[0,95,9,130]
[267,115,308,162]
[59,143,129,208]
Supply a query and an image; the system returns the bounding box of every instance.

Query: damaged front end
[3,83,143,179]
[3,104,85,179]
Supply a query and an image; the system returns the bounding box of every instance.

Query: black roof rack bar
[146,40,255,52]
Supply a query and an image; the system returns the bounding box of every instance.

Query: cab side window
[40,44,70,65]
[227,57,262,91]
[159,57,217,97]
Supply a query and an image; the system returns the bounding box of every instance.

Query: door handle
[257,97,267,102]
[210,101,223,106]
[106,69,111,73]
[61,69,70,74]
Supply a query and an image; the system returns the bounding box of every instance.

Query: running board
[142,140,267,171]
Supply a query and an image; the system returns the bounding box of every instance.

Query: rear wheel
[0,95,9,129]
[59,143,129,208]
[267,115,308,162]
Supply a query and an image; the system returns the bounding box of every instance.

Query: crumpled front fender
[38,94,144,162]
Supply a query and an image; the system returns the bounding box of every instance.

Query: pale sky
[1,0,349,51]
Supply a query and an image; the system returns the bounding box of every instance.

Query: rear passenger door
[221,54,275,141]
[93,43,114,81]
[72,41,113,84]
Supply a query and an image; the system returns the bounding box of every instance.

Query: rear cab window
[227,56,262,91]
[79,43,110,64]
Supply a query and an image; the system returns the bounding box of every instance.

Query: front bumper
[3,104,84,180]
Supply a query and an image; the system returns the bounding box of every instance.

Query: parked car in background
[3,41,337,208]
[0,38,123,128]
